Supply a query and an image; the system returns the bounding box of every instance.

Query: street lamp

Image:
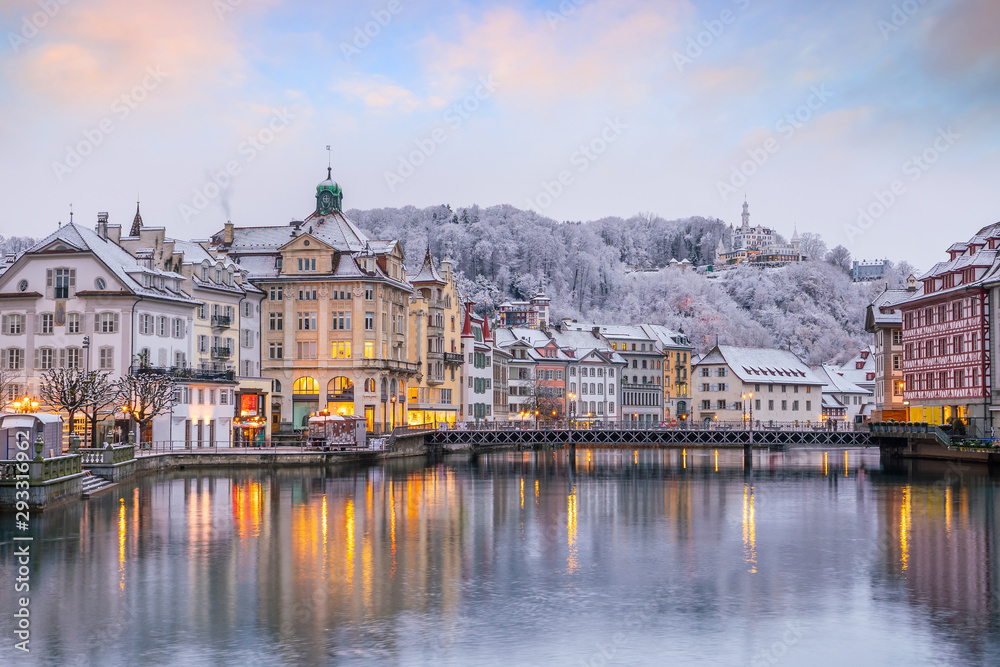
[11,396,38,413]
[390,395,397,431]
[741,392,754,430]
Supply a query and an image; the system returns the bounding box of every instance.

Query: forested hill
[348,204,914,365]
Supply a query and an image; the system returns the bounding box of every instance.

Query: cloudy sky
[1,0,996,271]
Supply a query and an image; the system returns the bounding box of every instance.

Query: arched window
[274,380,282,393]
[293,377,318,394]
[390,379,397,395]
[364,378,376,392]
[380,378,388,398]
[328,377,354,398]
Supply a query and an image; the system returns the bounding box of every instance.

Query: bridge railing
[410,420,866,433]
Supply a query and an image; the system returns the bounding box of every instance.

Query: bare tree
[116,371,174,444]
[39,369,90,438]
[0,366,22,410]
[826,245,852,274]
[82,371,121,447]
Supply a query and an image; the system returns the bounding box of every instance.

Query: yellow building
[212,170,415,434]
[406,250,463,427]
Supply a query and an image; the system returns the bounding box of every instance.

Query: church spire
[130,200,143,237]
[741,197,750,228]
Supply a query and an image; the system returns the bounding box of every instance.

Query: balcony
[211,346,232,360]
[211,315,232,329]
[621,383,661,392]
[361,358,419,374]
[427,373,446,386]
[444,352,464,365]
[131,366,235,383]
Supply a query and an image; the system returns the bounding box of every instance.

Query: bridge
[395,424,870,450]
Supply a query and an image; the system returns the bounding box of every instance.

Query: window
[298,287,317,301]
[64,313,80,334]
[269,312,283,331]
[3,314,23,335]
[768,400,774,410]
[209,389,216,405]
[5,348,24,370]
[220,389,229,405]
[99,347,114,370]
[716,400,726,410]
[892,355,902,370]
[365,285,374,300]
[198,389,205,405]
[331,342,352,359]
[51,267,75,299]
[64,347,81,369]
[99,313,119,333]
[792,400,799,411]
[781,400,787,410]
[892,330,903,346]
[701,400,711,410]
[40,313,54,334]
[138,314,153,335]
[269,342,283,359]
[806,401,811,411]
[175,351,186,367]
[157,316,168,337]
[364,312,375,331]
[269,286,283,300]
[297,312,316,331]
[364,342,375,359]
[332,311,352,330]
[244,302,253,317]
[198,335,208,353]
[173,318,184,338]
[297,258,316,272]
[296,341,317,359]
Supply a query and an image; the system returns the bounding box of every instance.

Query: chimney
[592,326,601,338]
[96,212,109,240]
[224,220,234,245]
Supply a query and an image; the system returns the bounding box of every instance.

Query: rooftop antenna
[69,203,73,224]
[326,144,332,179]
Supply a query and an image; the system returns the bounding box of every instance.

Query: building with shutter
[0,216,205,445]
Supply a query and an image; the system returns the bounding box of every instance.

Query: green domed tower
[316,168,343,215]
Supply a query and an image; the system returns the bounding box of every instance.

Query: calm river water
[2,447,1000,666]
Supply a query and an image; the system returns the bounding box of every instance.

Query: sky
[0,0,997,273]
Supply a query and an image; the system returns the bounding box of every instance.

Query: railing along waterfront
[79,444,136,465]
[39,454,83,481]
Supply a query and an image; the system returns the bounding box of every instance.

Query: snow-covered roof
[408,248,445,284]
[640,324,693,349]
[696,345,824,385]
[822,395,845,409]
[866,288,909,328]
[217,209,371,254]
[15,223,198,305]
[814,365,871,395]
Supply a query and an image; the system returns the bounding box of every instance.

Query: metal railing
[132,366,236,383]
[211,315,232,328]
[211,346,232,359]
[444,352,464,364]
[399,419,867,433]
[360,359,419,373]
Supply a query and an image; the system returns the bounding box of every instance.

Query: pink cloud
[419,1,693,107]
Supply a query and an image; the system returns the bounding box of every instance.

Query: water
[2,447,1000,666]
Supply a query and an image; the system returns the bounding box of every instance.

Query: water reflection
[1,449,999,665]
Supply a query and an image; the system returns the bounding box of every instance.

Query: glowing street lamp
[11,396,38,413]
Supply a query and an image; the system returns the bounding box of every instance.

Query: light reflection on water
[1,448,1000,666]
